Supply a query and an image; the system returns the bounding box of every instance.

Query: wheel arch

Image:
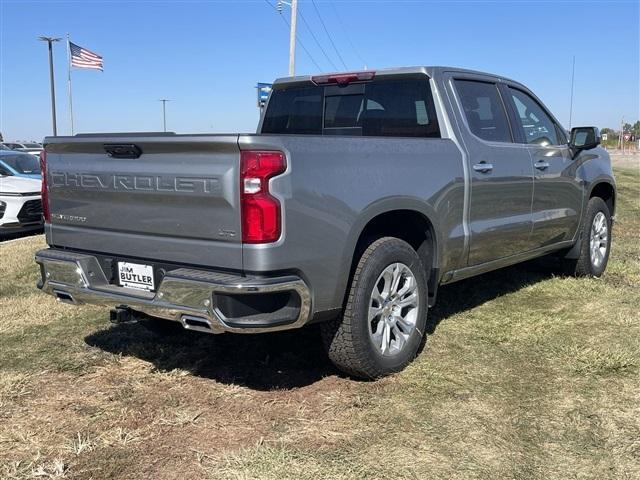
[588,180,616,217]
[340,199,441,307]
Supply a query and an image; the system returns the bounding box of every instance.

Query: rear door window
[454,80,512,143]
[262,76,440,138]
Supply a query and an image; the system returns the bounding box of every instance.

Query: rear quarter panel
[239,134,465,312]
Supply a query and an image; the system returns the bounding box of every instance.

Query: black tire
[564,196,612,277]
[321,237,429,379]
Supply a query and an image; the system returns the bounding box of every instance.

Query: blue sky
[1,0,638,141]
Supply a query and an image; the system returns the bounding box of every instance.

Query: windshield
[0,154,40,174]
[23,143,42,148]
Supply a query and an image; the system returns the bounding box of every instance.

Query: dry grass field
[1,167,638,480]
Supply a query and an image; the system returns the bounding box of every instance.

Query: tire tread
[321,237,426,379]
[564,196,611,277]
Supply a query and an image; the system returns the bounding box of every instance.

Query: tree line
[601,121,640,142]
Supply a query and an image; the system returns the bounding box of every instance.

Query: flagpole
[66,33,74,135]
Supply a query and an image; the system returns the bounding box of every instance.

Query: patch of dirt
[0,325,372,479]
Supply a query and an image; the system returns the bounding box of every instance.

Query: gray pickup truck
[36,67,615,378]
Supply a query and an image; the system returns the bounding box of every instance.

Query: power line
[298,7,338,71]
[263,0,323,72]
[330,1,367,68]
[311,0,348,70]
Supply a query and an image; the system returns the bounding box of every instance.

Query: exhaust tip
[180,315,213,333]
[54,290,76,305]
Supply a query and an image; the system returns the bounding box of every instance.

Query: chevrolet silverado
[35,67,616,378]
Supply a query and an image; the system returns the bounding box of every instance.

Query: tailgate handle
[104,144,142,159]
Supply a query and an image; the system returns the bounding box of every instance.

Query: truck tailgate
[44,134,243,270]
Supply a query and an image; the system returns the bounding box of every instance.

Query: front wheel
[321,237,428,379]
[564,196,612,277]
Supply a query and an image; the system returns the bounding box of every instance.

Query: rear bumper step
[35,248,311,334]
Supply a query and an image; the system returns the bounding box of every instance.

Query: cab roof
[273,66,524,89]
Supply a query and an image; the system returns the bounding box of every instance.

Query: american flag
[69,42,103,70]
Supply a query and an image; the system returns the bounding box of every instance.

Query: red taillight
[40,149,51,223]
[240,150,286,244]
[311,71,375,86]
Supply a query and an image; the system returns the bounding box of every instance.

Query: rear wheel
[321,237,428,379]
[564,197,612,277]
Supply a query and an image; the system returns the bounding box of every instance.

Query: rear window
[261,86,323,135]
[262,76,440,138]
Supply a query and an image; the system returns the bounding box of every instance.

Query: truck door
[451,78,536,266]
[503,86,583,247]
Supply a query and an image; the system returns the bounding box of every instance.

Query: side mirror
[569,126,601,154]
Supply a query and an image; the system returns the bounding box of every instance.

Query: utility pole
[158,99,170,132]
[39,36,61,136]
[568,55,575,129]
[288,0,297,76]
[66,33,75,135]
[277,0,298,76]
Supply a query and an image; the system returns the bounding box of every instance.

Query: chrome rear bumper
[35,248,311,334]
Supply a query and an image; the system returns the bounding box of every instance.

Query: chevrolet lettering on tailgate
[50,172,221,194]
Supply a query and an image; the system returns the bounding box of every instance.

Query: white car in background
[2,142,44,158]
[15,143,44,159]
[0,173,43,236]
[2,142,27,150]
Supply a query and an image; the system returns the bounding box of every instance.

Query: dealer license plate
[117,262,155,291]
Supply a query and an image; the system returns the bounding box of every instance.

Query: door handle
[473,162,493,173]
[534,161,550,170]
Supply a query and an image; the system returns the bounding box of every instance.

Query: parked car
[0,174,43,235]
[3,142,27,150]
[10,142,43,158]
[3,142,41,155]
[0,151,42,179]
[34,66,615,378]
